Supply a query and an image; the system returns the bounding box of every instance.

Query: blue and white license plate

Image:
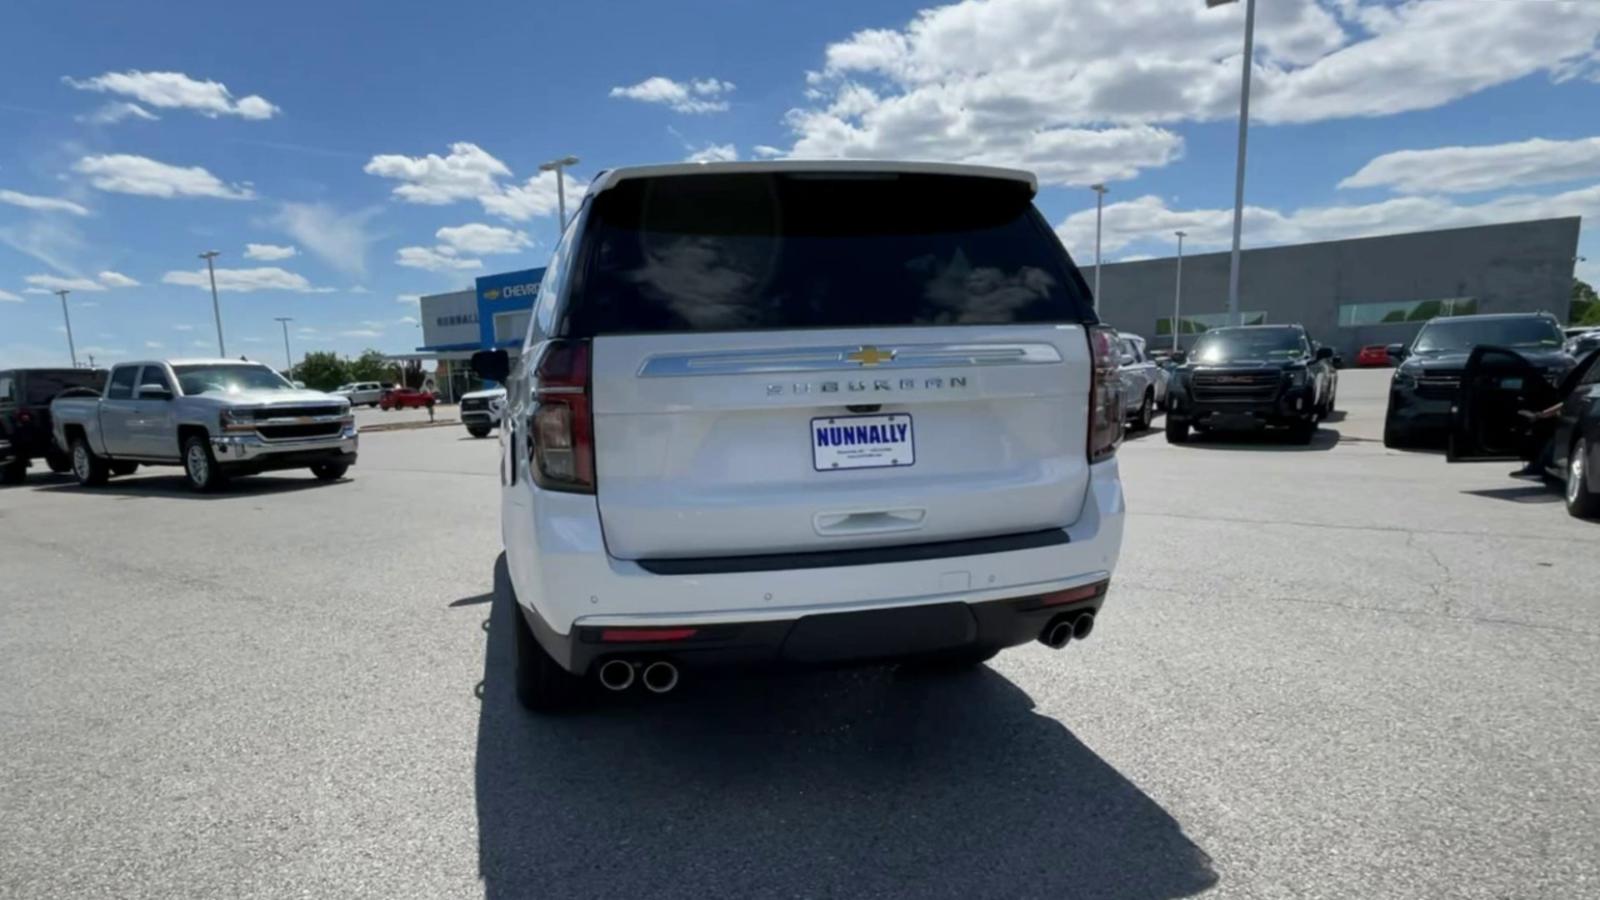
[811,414,915,471]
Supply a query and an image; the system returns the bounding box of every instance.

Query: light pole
[274,317,294,379]
[200,250,225,356]
[53,289,78,367]
[539,155,580,231]
[1090,183,1109,313]
[1209,0,1255,325]
[1172,231,1187,352]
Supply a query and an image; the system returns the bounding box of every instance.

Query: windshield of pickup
[573,172,1089,335]
[173,364,293,396]
[1191,327,1305,364]
[1412,317,1564,353]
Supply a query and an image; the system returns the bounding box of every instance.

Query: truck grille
[258,422,343,440]
[1191,371,1282,403]
[461,397,490,411]
[253,405,343,420]
[1414,373,1462,400]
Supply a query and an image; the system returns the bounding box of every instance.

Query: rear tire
[1165,416,1190,444]
[310,462,348,481]
[1566,438,1599,520]
[70,438,108,487]
[506,587,587,714]
[467,425,491,438]
[1289,418,1317,445]
[109,461,139,476]
[1383,412,1409,449]
[182,435,227,493]
[1131,391,1154,431]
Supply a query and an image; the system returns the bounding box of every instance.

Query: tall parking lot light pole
[1091,183,1109,314]
[1209,0,1256,326]
[200,250,225,356]
[1172,231,1187,352]
[539,155,580,231]
[54,289,78,367]
[274,317,294,379]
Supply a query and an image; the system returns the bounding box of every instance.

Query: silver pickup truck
[51,358,357,492]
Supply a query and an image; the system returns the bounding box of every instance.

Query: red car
[378,387,437,410]
[1356,344,1392,367]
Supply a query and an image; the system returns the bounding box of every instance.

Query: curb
[360,419,462,434]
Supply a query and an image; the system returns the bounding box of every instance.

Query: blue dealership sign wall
[475,267,545,349]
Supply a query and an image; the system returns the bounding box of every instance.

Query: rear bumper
[506,459,1125,675]
[524,581,1107,676]
[211,426,359,469]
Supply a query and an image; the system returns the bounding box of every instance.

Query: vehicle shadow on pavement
[31,473,342,499]
[472,559,1219,900]
[1178,428,1341,452]
[1461,484,1561,504]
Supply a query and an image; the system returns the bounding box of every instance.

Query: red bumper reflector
[600,628,699,643]
[1038,580,1108,607]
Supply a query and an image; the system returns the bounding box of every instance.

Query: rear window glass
[568,172,1090,336]
[23,369,106,405]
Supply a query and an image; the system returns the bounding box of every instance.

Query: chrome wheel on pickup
[182,435,227,493]
[71,437,109,487]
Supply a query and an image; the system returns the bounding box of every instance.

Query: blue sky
[4,0,1599,369]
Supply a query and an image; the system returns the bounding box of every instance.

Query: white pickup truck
[51,358,357,492]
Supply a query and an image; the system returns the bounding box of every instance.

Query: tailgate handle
[814,508,926,536]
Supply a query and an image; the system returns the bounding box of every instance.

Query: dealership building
[407,267,544,399]
[1096,217,1581,358]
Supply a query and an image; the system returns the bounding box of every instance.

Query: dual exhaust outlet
[1040,611,1096,650]
[597,658,680,694]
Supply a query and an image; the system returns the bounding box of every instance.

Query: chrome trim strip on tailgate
[637,343,1063,378]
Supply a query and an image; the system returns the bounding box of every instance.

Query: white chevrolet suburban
[473,161,1126,711]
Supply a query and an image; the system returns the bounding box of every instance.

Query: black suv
[1383,313,1573,449]
[0,367,108,483]
[1164,324,1337,444]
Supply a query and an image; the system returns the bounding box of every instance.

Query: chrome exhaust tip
[1072,611,1096,642]
[597,659,636,692]
[641,660,680,694]
[1041,617,1073,650]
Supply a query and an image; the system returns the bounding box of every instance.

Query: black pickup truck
[1164,324,1337,445]
[0,367,108,483]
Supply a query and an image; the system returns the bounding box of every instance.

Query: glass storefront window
[1155,311,1267,335]
[1336,297,1477,327]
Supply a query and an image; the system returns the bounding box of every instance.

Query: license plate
[811,414,915,471]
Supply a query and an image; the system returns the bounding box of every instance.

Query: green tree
[295,351,350,392]
[1572,278,1600,327]
[348,349,393,383]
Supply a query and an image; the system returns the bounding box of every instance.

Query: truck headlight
[221,408,256,432]
[1287,367,1308,387]
[1543,367,1570,387]
[1393,371,1417,390]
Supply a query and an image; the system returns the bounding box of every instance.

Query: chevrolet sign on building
[476,267,544,349]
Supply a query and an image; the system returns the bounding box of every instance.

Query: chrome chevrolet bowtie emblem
[846,346,896,367]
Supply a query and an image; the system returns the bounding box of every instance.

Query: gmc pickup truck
[51,358,357,492]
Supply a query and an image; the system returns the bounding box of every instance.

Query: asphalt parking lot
[2,368,1597,899]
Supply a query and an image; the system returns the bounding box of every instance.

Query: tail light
[1087,325,1124,463]
[529,339,595,493]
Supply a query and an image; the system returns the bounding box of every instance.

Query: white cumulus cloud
[0,189,90,216]
[97,271,139,287]
[783,0,1600,187]
[161,267,335,293]
[63,70,280,119]
[74,154,253,200]
[1340,136,1600,195]
[244,242,298,261]
[25,274,104,292]
[396,246,483,272]
[79,101,159,125]
[685,143,739,163]
[610,76,736,114]
[435,223,532,255]
[364,142,511,204]
[0,289,22,303]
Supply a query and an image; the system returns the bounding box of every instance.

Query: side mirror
[1119,353,1135,366]
[1386,343,1407,361]
[1315,346,1334,361]
[471,349,510,383]
[136,384,173,401]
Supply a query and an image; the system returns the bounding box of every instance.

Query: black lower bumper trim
[222,450,357,474]
[634,528,1071,576]
[522,580,1110,676]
